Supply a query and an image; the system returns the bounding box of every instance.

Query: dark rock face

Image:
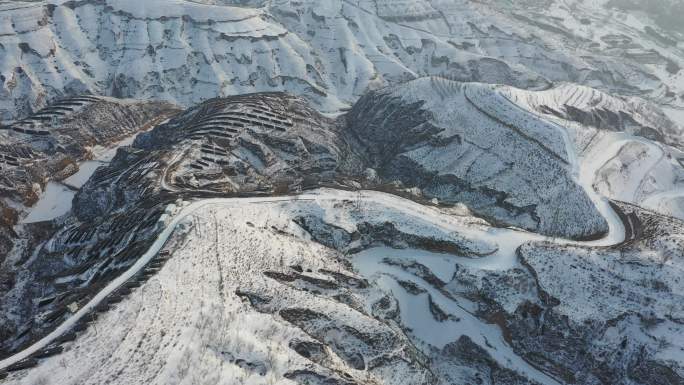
[295,215,493,257]
[0,201,18,262]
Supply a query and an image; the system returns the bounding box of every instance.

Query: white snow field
[1,187,632,383]
[20,182,75,224]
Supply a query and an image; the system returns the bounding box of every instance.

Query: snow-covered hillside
[501,83,684,221]
[1,1,684,383]
[0,83,682,383]
[1,0,683,126]
[3,190,682,384]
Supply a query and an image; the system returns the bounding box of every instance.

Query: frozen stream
[62,161,106,189]
[21,135,140,224]
[352,247,561,385]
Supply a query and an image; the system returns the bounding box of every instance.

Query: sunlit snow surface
[62,161,104,189]
[501,84,684,222]
[2,189,636,383]
[20,182,75,224]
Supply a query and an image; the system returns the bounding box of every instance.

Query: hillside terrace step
[37,296,56,307]
[188,125,240,134]
[21,115,52,122]
[107,294,124,304]
[33,345,63,359]
[9,127,51,136]
[200,148,230,156]
[45,307,69,324]
[117,287,132,296]
[4,358,37,372]
[72,321,88,333]
[187,130,237,139]
[55,332,77,344]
